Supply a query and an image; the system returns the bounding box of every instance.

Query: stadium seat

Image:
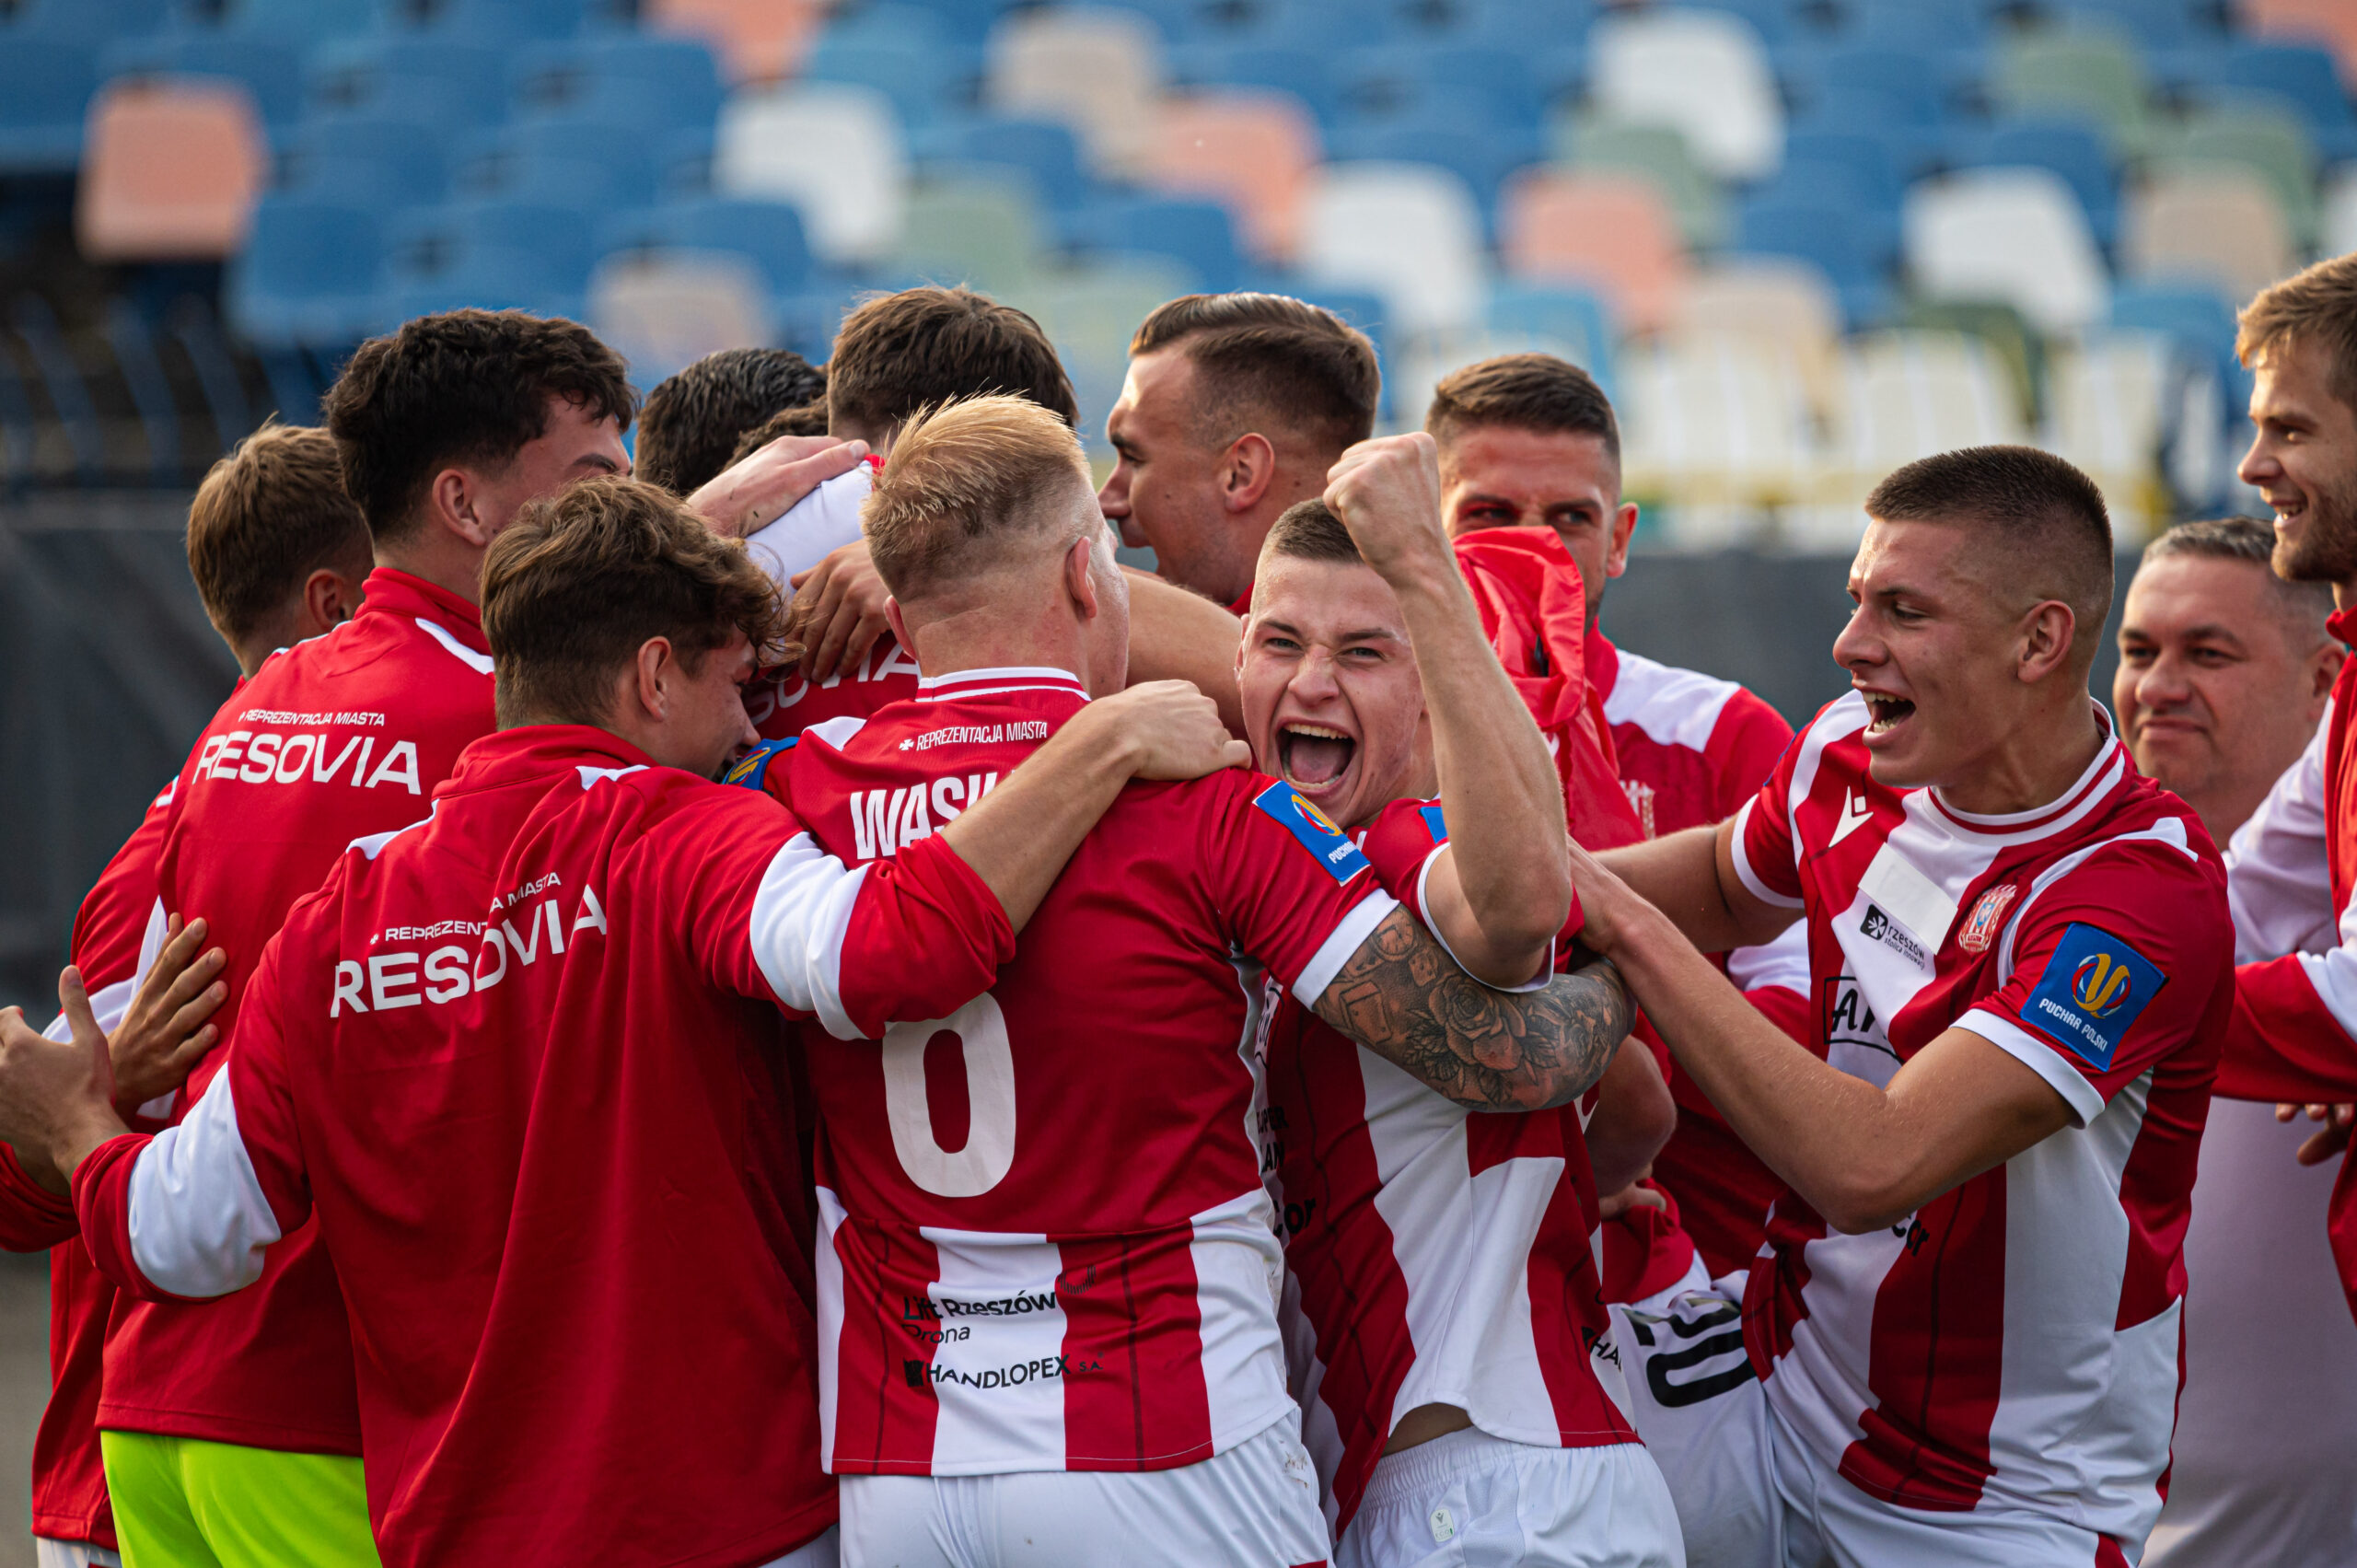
[1990,29,2154,154]
[1587,6,1784,180]
[1299,161,1488,336]
[1227,2,1371,54]
[1500,169,1687,334]
[305,38,512,129]
[1828,330,2029,482]
[1747,158,1900,267]
[0,38,102,174]
[2,0,172,47]
[1449,0,1603,53]
[2111,280,2247,400]
[1332,42,1547,128]
[588,250,770,387]
[226,193,388,348]
[1390,324,1608,438]
[597,195,811,296]
[1954,120,2120,250]
[799,12,977,131]
[913,116,1095,214]
[1734,197,1891,329]
[2150,106,2322,250]
[480,116,679,211]
[2244,0,2357,79]
[1483,284,1614,392]
[2044,328,2177,531]
[384,199,598,323]
[511,36,727,134]
[895,0,1027,49]
[1779,43,1954,122]
[2201,41,2357,150]
[1669,258,1843,417]
[97,34,308,141]
[1065,196,1242,293]
[1617,333,1816,522]
[1166,43,1344,128]
[715,83,907,266]
[1004,254,1197,441]
[76,79,271,262]
[2327,165,2357,259]
[986,6,1167,176]
[1327,114,1548,231]
[216,0,386,46]
[1551,121,1728,249]
[646,0,826,85]
[2122,164,2297,303]
[2056,0,2201,50]
[1144,89,1320,263]
[1836,0,1988,51]
[416,0,588,44]
[892,176,1046,292]
[1903,168,2109,335]
[1779,128,1909,214]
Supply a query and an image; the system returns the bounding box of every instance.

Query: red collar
[2329,607,2357,648]
[360,567,489,655]
[1228,585,1253,619]
[441,725,656,796]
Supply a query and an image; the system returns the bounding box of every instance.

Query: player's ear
[1064,536,1100,620]
[1221,433,1276,514]
[633,637,671,718]
[2017,601,2075,683]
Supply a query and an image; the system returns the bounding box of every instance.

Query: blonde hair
[184,420,371,642]
[2237,251,2357,412]
[861,394,1097,599]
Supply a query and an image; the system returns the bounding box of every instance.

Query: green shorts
[99,1432,380,1568]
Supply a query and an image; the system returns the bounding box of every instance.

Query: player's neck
[904,607,1097,693]
[1936,694,2106,819]
[374,535,482,610]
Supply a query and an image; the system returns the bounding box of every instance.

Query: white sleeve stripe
[1728,799,1805,910]
[1956,1008,2107,1130]
[1290,890,1404,1008]
[2293,950,2357,1046]
[1411,844,1553,993]
[126,1074,280,1299]
[1724,917,1811,993]
[748,832,867,1040]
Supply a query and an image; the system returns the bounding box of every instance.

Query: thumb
[58,967,103,1055]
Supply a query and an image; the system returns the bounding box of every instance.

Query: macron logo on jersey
[1253,780,1370,883]
[1830,790,1874,845]
[2023,922,2165,1071]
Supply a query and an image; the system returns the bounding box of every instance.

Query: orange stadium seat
[76,78,270,261]
[2246,0,2357,80]
[1500,169,1688,335]
[1144,89,1321,264]
[646,0,826,85]
[2123,163,2298,304]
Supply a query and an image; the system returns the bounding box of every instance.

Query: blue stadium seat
[98,34,308,134]
[1683,0,1811,48]
[802,28,974,132]
[1333,42,1546,128]
[1736,198,1891,327]
[1953,120,2119,249]
[1782,128,1907,205]
[2055,0,2199,50]
[217,0,385,46]
[1450,0,1601,51]
[1746,159,1900,266]
[385,199,598,321]
[306,37,513,126]
[2109,281,2250,411]
[1067,196,1243,292]
[893,0,1025,48]
[1326,116,1548,228]
[597,196,813,296]
[912,117,1094,212]
[1168,45,1345,127]
[284,113,450,209]
[510,34,725,132]
[1485,283,1613,389]
[228,193,389,347]
[0,37,100,173]
[418,0,588,44]
[4,0,173,46]
[1789,80,1950,179]
[478,116,679,208]
[2196,41,2357,157]
[1835,0,1987,51]
[1107,0,1232,46]
[1231,3,1377,53]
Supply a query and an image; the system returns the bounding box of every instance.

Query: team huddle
[0,251,2354,1568]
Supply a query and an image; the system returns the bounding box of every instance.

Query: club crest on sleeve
[1253,780,1372,883]
[722,738,795,790]
[1958,883,2017,954]
[1419,803,1448,843]
[2022,922,2165,1072]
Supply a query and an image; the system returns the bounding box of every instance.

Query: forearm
[1121,569,1245,737]
[2217,958,2357,1101]
[937,706,1140,930]
[1600,823,1786,953]
[1585,1039,1674,1195]
[1391,554,1570,958]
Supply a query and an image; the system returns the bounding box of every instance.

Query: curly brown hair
[322,308,636,545]
[726,399,835,467]
[482,476,793,726]
[637,347,826,495]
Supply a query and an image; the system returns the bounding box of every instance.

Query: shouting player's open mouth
[1863,691,1915,744]
[1277,721,1357,802]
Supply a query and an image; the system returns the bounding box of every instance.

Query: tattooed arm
[1312,906,1631,1112]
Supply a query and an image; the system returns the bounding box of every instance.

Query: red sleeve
[1357,797,1448,915]
[0,1144,76,1252]
[2215,956,2357,1102]
[1730,743,1805,908]
[1958,849,2230,1125]
[1705,690,1796,822]
[1207,775,1400,1005]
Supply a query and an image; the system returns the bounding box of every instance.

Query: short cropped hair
[862,395,1097,601]
[1865,446,2114,651]
[2237,251,2357,414]
[727,401,835,466]
[185,422,373,643]
[635,347,826,494]
[828,287,1076,437]
[1425,354,1620,468]
[322,309,635,546]
[2142,515,2337,636]
[1260,498,1364,567]
[1129,293,1379,457]
[482,476,790,727]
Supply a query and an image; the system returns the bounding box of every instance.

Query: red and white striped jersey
[750,667,1399,1478]
[73,725,1018,1568]
[1730,692,2231,1539]
[109,567,498,1456]
[1588,631,1813,1283]
[0,775,178,1551]
[1265,796,1637,1535]
[742,463,925,740]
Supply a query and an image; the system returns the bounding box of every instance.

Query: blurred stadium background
[0,1,2353,1551]
[1,0,2352,1000]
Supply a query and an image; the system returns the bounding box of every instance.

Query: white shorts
[36,1542,122,1568]
[838,1415,1330,1568]
[1601,1284,2123,1568]
[1335,1428,1684,1568]
[760,1525,840,1568]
